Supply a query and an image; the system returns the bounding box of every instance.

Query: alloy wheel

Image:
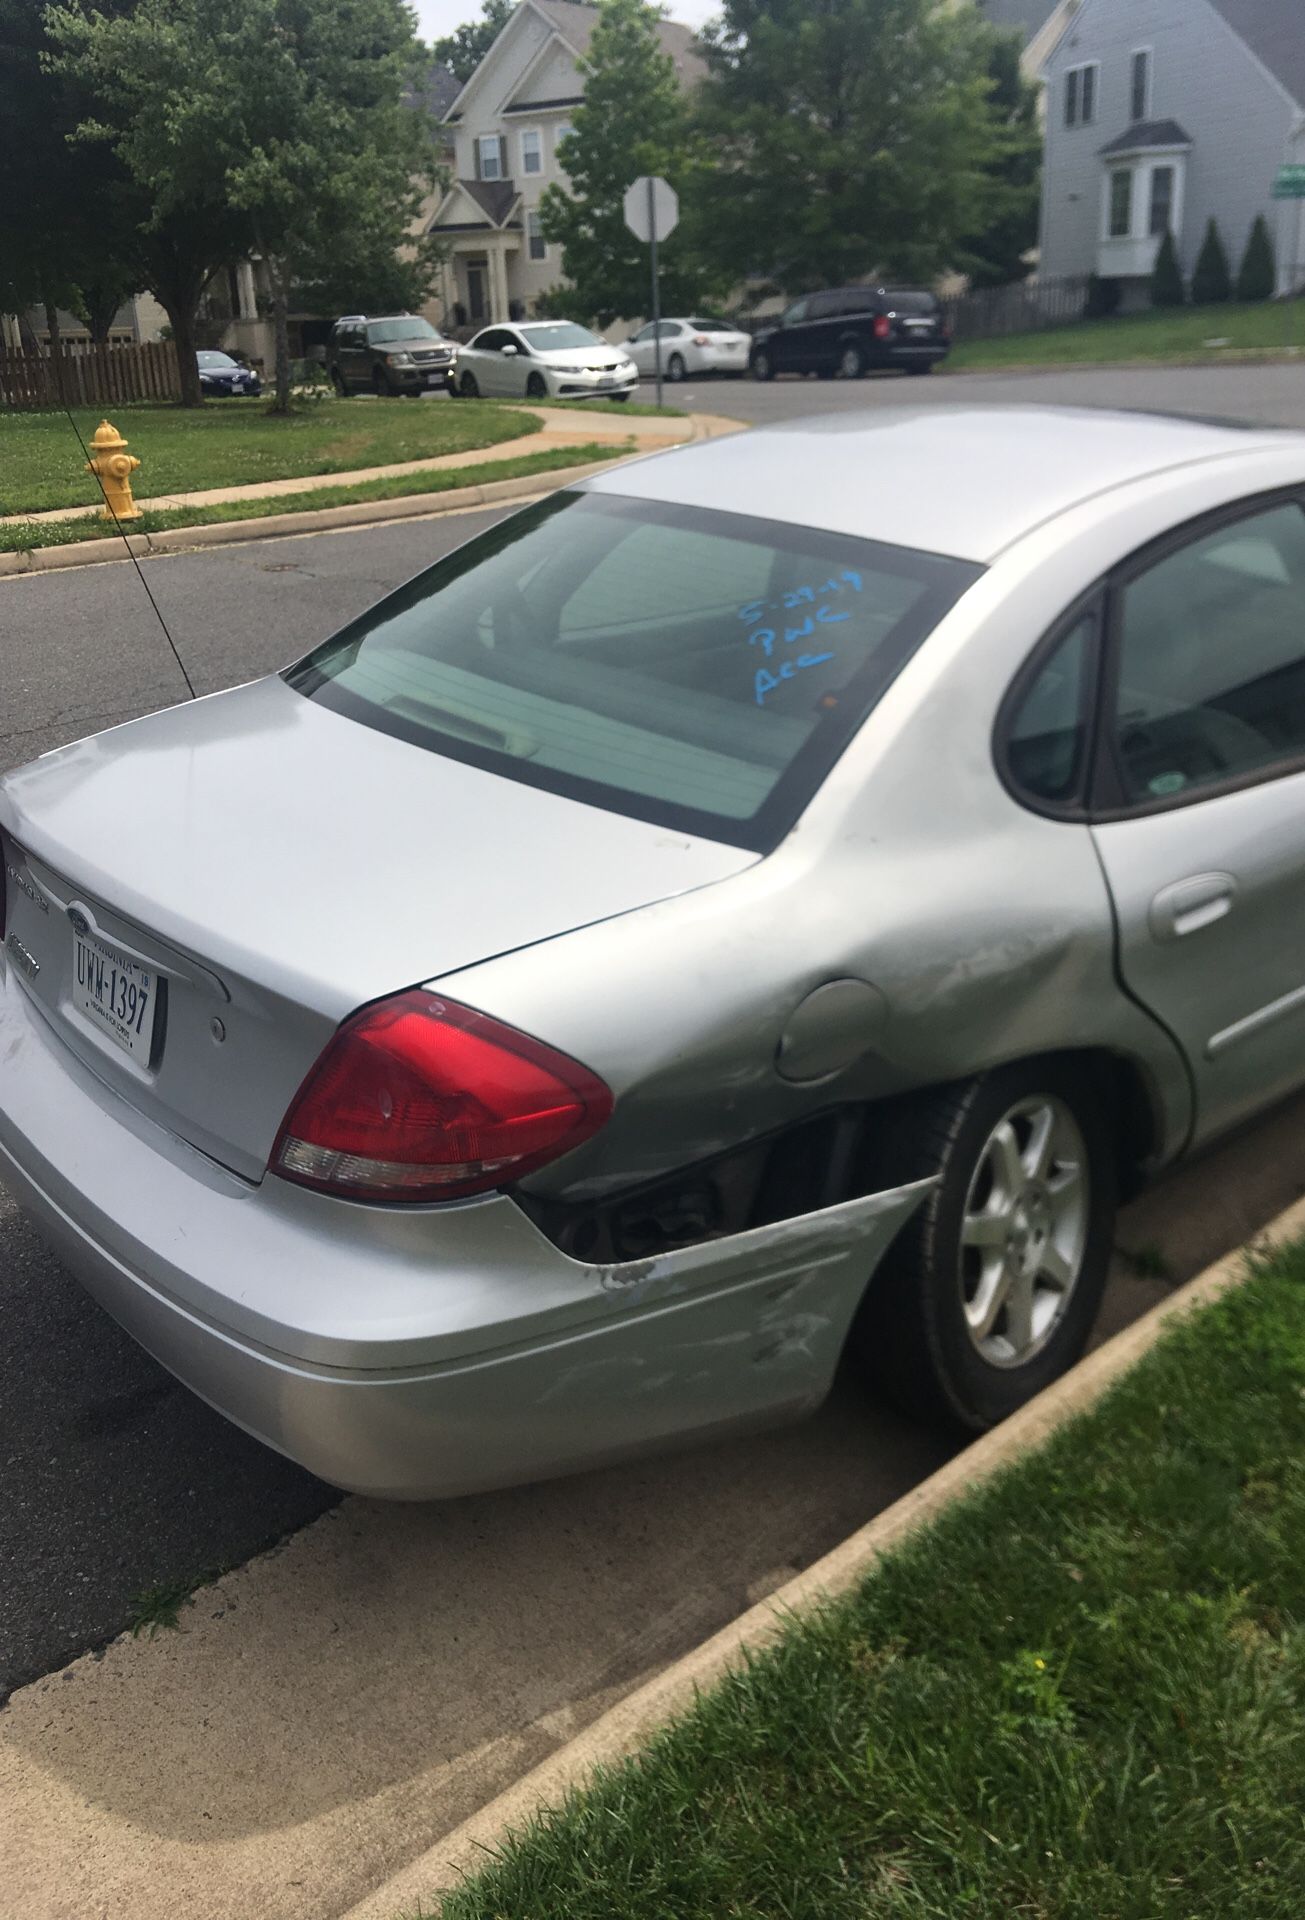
[958,1095,1089,1370]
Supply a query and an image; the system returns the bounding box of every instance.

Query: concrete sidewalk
[1,407,695,528]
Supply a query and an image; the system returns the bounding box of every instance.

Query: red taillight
[692,334,710,346]
[272,990,612,1204]
[873,315,891,341]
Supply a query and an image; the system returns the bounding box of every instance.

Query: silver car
[3,405,1305,1498]
[454,320,638,403]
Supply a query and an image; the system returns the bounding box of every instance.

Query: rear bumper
[0,960,932,1499]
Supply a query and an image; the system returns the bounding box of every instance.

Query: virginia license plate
[73,929,155,1062]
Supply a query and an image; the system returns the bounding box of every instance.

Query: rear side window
[1005,613,1094,804]
[1111,501,1305,804]
[287,494,980,851]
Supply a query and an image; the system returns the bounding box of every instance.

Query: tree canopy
[695,0,1029,294]
[45,0,438,406]
[431,0,515,84]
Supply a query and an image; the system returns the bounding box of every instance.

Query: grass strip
[439,1247,1305,1919]
[950,299,1305,371]
[0,397,537,514]
[0,442,627,554]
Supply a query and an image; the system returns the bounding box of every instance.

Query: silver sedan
[3,405,1305,1497]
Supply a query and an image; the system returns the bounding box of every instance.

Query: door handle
[1148,872,1237,942]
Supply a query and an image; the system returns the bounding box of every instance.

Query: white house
[428,0,704,328]
[1036,0,1305,302]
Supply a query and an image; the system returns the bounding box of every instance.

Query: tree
[432,0,515,84]
[695,0,1018,293]
[0,0,143,378]
[1151,229,1185,308]
[1236,214,1276,303]
[1191,217,1232,304]
[540,0,720,325]
[954,30,1042,288]
[46,0,437,411]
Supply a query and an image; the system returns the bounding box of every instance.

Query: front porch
[430,178,527,333]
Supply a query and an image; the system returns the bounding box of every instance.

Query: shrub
[1151,229,1185,307]
[1084,272,1122,319]
[1236,214,1276,302]
[1191,218,1232,304]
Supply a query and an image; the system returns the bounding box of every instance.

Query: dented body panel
[0,958,930,1496]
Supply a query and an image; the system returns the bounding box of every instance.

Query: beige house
[429,0,704,328]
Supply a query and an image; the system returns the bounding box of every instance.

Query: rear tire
[907,363,933,376]
[459,371,480,398]
[751,349,774,382]
[851,1059,1116,1432]
[839,343,866,379]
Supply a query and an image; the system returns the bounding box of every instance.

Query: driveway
[3,359,1305,1718]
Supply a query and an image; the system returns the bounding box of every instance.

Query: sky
[410,0,717,42]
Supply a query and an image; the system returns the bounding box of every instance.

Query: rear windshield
[520,323,600,351]
[883,291,938,315]
[285,494,979,852]
[689,318,734,333]
[367,318,441,344]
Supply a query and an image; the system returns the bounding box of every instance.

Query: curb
[341,1186,1305,1920]
[0,460,627,578]
[0,414,740,581]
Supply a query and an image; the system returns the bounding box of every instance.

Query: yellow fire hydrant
[86,419,142,522]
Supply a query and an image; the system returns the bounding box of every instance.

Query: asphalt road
[3,362,1305,1706]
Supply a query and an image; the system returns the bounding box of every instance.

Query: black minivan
[749,287,950,381]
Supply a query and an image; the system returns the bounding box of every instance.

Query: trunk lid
[1,675,753,1180]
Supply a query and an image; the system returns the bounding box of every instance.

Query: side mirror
[501,343,519,356]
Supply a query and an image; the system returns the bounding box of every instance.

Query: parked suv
[328,314,457,396]
[750,287,950,381]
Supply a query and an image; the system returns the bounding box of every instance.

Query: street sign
[1273,164,1305,200]
[623,175,679,243]
[623,176,679,404]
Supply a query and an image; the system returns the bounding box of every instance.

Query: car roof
[581,405,1299,563]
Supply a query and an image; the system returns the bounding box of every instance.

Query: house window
[527,210,547,262]
[1131,49,1151,123]
[1149,164,1174,236]
[555,123,575,162]
[1064,61,1098,128]
[521,129,543,176]
[477,134,502,181]
[1108,168,1134,239]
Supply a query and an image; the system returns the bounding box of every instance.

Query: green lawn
[951,299,1305,371]
[0,398,537,515]
[0,441,625,554]
[438,1247,1305,1920]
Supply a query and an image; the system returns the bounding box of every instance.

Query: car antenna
[61,403,198,701]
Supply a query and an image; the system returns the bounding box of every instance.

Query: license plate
[426,372,443,386]
[905,320,933,333]
[73,929,155,1062]
[598,377,616,388]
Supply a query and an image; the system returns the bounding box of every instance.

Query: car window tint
[781,299,808,325]
[807,293,840,320]
[287,494,980,852]
[1113,502,1305,805]
[1006,614,1093,804]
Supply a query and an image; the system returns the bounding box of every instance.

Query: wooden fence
[0,340,180,411]
[940,275,1091,343]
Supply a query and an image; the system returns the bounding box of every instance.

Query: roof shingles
[1206,0,1305,109]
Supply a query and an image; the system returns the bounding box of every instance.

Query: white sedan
[625,317,751,382]
[454,321,637,402]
